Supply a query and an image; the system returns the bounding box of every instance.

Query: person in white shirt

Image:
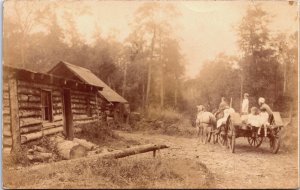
[247,107,262,128]
[241,93,249,115]
[216,106,235,129]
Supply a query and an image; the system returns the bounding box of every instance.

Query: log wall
[17,80,64,144]
[3,83,12,154]
[3,79,100,146]
[71,90,99,126]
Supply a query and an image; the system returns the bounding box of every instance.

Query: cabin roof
[3,64,102,91]
[48,61,106,88]
[48,61,128,103]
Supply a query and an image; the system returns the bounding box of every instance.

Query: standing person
[241,93,249,115]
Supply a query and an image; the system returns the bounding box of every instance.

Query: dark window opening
[41,90,53,121]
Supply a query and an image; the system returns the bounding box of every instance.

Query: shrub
[147,107,183,124]
[74,121,120,145]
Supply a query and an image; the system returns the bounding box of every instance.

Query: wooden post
[9,78,21,154]
[63,89,73,140]
[95,93,99,121]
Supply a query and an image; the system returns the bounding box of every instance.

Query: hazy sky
[5,0,298,78]
[72,1,297,78]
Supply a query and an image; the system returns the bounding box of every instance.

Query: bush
[132,107,197,138]
[147,107,183,124]
[74,121,120,145]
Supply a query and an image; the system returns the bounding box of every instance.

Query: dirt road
[116,130,299,189]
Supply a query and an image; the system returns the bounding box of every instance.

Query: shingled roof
[48,61,128,103]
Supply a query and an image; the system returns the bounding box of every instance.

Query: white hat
[258,97,265,104]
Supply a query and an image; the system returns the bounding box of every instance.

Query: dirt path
[116,130,299,189]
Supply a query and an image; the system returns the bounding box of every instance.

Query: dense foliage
[3,2,297,114]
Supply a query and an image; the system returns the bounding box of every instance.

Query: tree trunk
[142,83,145,109]
[101,144,169,159]
[174,75,178,108]
[159,30,164,109]
[145,26,156,109]
[122,62,127,97]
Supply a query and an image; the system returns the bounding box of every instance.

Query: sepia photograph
[1,0,299,188]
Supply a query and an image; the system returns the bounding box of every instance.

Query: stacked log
[71,90,98,125]
[17,80,64,143]
[4,79,100,148]
[2,83,12,152]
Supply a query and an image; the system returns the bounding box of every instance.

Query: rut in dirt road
[116,131,299,189]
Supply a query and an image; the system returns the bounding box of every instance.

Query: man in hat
[241,93,249,115]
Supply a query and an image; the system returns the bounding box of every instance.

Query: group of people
[242,93,273,137]
[196,93,274,137]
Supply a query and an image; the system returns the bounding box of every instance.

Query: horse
[196,111,217,144]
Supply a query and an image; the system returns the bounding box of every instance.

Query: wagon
[215,112,284,154]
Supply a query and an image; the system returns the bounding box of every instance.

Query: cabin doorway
[63,89,73,140]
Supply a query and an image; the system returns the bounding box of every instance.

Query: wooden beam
[9,78,21,154]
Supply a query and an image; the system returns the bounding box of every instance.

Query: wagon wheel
[227,119,236,153]
[270,136,280,154]
[217,128,227,146]
[247,136,263,148]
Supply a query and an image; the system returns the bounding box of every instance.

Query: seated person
[246,107,262,128]
[216,106,235,129]
[258,110,269,137]
[258,97,273,137]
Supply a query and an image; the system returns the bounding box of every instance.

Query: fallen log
[53,137,87,160]
[100,144,169,159]
[27,152,53,162]
[73,138,97,151]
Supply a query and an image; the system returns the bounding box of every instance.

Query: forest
[3,1,298,115]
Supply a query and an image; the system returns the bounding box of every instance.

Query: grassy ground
[3,156,214,188]
[280,117,298,153]
[132,107,197,138]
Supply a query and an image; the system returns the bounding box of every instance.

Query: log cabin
[48,61,129,124]
[2,64,103,155]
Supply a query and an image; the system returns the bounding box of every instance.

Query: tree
[129,2,180,109]
[183,53,240,112]
[237,5,282,106]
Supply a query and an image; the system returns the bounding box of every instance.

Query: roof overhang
[3,65,103,91]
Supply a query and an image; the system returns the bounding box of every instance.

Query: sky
[5,0,298,78]
[72,1,298,78]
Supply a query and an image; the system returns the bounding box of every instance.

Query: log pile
[52,136,87,160]
[27,145,53,162]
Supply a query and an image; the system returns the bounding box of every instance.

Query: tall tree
[129,2,180,109]
[237,5,282,106]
